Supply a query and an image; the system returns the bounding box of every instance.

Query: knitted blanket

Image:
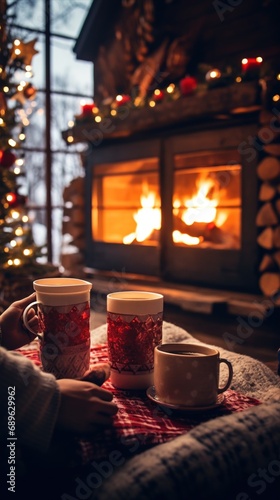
[89,322,280,500]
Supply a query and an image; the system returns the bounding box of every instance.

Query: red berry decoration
[179,76,197,96]
[0,150,16,168]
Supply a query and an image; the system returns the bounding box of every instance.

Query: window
[8,0,93,264]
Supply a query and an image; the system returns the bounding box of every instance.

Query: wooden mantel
[62,81,261,145]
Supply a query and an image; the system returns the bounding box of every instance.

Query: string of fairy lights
[0,29,40,270]
[66,56,280,143]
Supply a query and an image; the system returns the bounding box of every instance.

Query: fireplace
[63,0,280,294]
[85,117,260,292]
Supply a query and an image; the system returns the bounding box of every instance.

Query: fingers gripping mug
[22,278,92,379]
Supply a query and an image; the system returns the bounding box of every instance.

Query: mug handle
[218,358,233,393]
[22,301,43,340]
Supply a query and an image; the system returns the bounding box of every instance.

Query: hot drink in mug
[22,277,92,379]
[154,343,233,407]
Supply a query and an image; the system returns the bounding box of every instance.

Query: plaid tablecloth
[19,342,262,464]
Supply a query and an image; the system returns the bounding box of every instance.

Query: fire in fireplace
[85,120,259,292]
[93,155,241,250]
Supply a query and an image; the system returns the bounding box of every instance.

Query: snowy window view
[7,0,93,265]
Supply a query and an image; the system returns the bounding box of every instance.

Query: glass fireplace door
[92,157,160,245]
[173,153,241,249]
[86,138,162,277]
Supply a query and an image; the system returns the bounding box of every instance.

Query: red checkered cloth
[18,342,262,465]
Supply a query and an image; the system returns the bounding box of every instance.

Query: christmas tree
[0,0,57,310]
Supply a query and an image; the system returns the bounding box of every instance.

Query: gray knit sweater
[0,347,60,452]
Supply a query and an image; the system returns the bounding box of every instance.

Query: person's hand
[56,376,118,433]
[0,293,38,350]
[81,363,111,386]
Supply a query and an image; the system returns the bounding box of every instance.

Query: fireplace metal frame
[85,117,260,292]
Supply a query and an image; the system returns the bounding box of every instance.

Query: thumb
[12,293,37,310]
[80,363,111,386]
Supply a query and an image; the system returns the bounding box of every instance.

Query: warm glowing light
[12,210,20,219]
[235,76,242,83]
[14,39,21,46]
[14,259,21,266]
[123,184,161,244]
[6,193,16,203]
[167,84,175,93]
[209,69,221,79]
[13,167,21,174]
[256,56,263,63]
[68,120,74,127]
[95,115,102,123]
[123,175,229,247]
[215,212,228,228]
[154,89,161,96]
[22,215,29,222]
[272,94,280,102]
[110,109,117,116]
[149,100,156,107]
[181,178,218,225]
[277,74,280,81]
[15,227,24,236]
[67,135,74,143]
[19,132,26,141]
[10,240,17,247]
[15,48,21,56]
[8,139,17,147]
[16,158,24,166]
[134,97,142,107]
[116,95,123,102]
[22,118,30,126]
[25,65,32,71]
[23,249,32,256]
[173,230,200,246]
[3,86,9,93]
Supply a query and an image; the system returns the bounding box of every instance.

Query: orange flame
[123,176,227,246]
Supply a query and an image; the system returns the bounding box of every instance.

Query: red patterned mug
[107,291,164,390]
[22,278,92,379]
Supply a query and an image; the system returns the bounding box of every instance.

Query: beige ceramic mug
[154,343,233,407]
[22,277,92,379]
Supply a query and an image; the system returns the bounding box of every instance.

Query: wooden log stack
[257,110,280,298]
[61,177,86,277]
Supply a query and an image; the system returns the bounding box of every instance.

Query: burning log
[173,215,238,248]
[173,215,207,237]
